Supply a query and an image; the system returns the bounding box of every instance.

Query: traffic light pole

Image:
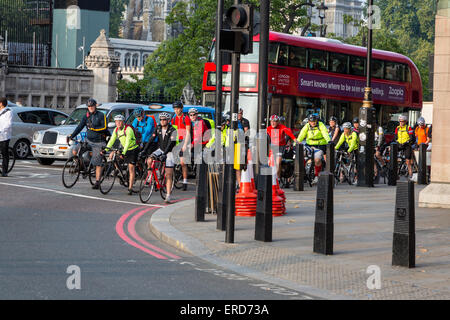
[225,51,240,244]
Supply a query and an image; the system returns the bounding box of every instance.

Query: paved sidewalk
[149,183,450,300]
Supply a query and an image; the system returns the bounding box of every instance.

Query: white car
[8,106,69,159]
[31,102,147,165]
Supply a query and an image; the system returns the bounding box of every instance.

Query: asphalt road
[0,160,313,300]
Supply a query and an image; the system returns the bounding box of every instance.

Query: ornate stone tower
[85,30,120,103]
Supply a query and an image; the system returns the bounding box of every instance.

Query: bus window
[269,42,279,64]
[278,44,289,66]
[308,49,327,71]
[288,46,306,68]
[372,59,384,79]
[328,52,348,74]
[385,62,405,82]
[350,56,366,76]
[241,42,260,63]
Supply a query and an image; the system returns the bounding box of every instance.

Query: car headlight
[33,132,41,142]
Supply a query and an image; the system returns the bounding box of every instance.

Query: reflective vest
[297,121,330,146]
[335,131,359,153]
[395,125,413,145]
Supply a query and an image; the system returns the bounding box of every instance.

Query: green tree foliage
[136,0,316,100]
[110,0,128,38]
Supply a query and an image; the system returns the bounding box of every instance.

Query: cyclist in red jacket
[267,114,297,178]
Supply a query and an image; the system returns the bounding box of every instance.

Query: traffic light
[220,4,253,55]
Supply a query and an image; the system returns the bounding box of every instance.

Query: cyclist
[187,108,210,163]
[237,108,250,133]
[67,98,110,189]
[132,107,157,147]
[296,114,330,184]
[352,117,360,134]
[267,114,297,178]
[140,112,177,203]
[328,116,340,143]
[0,97,12,177]
[335,122,359,184]
[103,114,140,195]
[394,114,414,178]
[171,101,191,191]
[414,117,430,148]
[374,121,387,175]
[335,122,359,153]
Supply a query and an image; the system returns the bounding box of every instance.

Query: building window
[125,53,131,67]
[142,54,149,65]
[132,54,139,67]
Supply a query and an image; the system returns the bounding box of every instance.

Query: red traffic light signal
[224,4,253,55]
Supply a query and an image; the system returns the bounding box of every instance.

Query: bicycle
[280,145,295,188]
[373,146,389,184]
[62,139,96,188]
[173,150,197,189]
[139,154,174,203]
[334,150,357,186]
[0,147,16,175]
[397,148,418,178]
[98,147,131,195]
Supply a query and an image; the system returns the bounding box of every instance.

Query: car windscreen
[126,111,175,125]
[65,108,108,125]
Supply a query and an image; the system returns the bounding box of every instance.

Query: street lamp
[316,1,328,37]
[300,0,316,36]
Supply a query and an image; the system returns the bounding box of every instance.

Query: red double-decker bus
[202,31,422,138]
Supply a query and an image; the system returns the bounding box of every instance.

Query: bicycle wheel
[159,166,174,200]
[139,169,155,203]
[99,162,116,195]
[373,160,381,184]
[173,165,184,189]
[62,157,81,188]
[348,165,357,185]
[88,163,96,186]
[7,148,15,173]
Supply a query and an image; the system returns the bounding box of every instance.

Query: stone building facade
[0,30,120,115]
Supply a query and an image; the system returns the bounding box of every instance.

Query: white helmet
[398,115,408,122]
[343,122,352,129]
[417,117,425,125]
[114,114,125,121]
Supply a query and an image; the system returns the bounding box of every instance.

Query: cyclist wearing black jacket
[67,98,110,189]
[140,112,177,203]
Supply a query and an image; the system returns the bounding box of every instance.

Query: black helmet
[172,101,183,109]
[308,114,319,122]
[329,116,337,122]
[87,98,97,107]
[353,117,359,123]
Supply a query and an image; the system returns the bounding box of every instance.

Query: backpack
[115,124,141,145]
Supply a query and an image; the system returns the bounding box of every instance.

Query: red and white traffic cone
[235,164,257,217]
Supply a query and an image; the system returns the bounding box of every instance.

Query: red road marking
[128,209,181,260]
[116,207,169,260]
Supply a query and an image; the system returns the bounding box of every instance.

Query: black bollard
[313,172,334,255]
[325,142,335,174]
[255,170,272,242]
[417,144,428,185]
[195,163,208,222]
[225,164,236,243]
[294,143,305,191]
[392,181,415,268]
[388,143,398,186]
[216,163,228,231]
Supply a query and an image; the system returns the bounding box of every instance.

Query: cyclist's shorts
[271,144,286,157]
[398,143,413,160]
[87,140,106,166]
[124,148,139,165]
[152,148,174,168]
[306,145,325,161]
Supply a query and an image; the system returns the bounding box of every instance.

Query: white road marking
[0,181,165,208]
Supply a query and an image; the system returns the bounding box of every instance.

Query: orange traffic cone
[235,164,257,217]
[247,149,257,194]
[271,159,286,217]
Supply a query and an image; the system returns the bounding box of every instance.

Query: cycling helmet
[114,114,125,121]
[329,116,337,122]
[269,114,280,122]
[399,115,408,121]
[417,117,425,125]
[172,101,183,109]
[87,98,97,107]
[159,112,170,120]
[343,122,352,129]
[308,114,319,122]
[133,107,145,117]
[352,117,359,123]
[188,108,198,114]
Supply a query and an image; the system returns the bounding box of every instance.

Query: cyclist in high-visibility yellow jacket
[335,122,359,153]
[296,114,330,184]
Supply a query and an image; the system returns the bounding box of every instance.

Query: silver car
[31,102,147,165]
[8,106,69,159]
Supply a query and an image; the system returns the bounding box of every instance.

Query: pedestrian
[0,97,13,177]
